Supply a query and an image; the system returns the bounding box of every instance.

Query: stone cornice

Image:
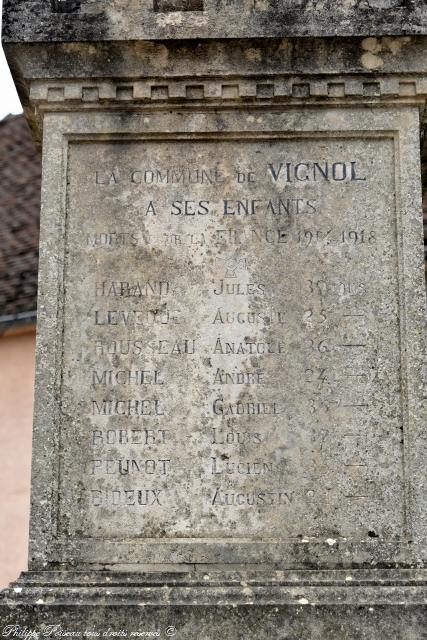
[29,74,427,110]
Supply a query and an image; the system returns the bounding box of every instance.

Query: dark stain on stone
[3,0,111,42]
[51,0,81,13]
[154,0,204,11]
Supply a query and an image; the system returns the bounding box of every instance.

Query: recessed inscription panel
[60,137,404,541]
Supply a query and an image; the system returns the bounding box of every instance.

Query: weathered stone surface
[1,570,427,639]
[1,600,425,640]
[2,0,427,42]
[7,37,427,84]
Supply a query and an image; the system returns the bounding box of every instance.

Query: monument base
[0,570,426,639]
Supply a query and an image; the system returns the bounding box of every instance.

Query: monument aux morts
[1,0,427,637]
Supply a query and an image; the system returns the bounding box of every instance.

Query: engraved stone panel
[58,135,405,544]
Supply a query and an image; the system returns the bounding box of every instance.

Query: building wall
[0,329,35,588]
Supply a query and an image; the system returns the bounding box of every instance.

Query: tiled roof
[0,114,41,327]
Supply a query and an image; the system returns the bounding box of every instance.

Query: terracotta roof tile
[0,114,41,325]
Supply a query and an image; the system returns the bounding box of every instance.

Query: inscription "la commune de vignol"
[95,160,366,187]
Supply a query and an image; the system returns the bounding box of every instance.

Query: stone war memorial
[1,0,427,637]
